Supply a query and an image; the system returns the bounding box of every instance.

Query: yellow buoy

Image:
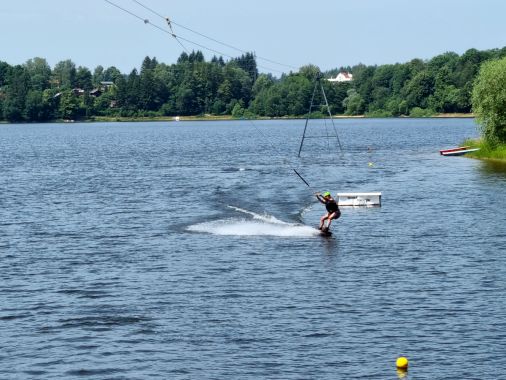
[368,162,374,167]
[396,356,409,370]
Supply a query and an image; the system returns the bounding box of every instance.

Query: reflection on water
[479,159,506,177]
[2,119,506,379]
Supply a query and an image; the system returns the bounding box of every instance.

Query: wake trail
[187,206,319,237]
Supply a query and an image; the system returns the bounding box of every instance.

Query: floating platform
[440,146,480,156]
[337,192,382,207]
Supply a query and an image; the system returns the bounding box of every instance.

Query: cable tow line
[293,169,311,188]
[240,118,314,192]
[104,0,319,193]
[130,0,297,71]
[104,0,289,73]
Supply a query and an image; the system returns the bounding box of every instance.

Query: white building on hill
[327,71,353,83]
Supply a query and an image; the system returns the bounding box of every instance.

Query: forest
[1,46,506,123]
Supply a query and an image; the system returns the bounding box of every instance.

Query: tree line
[472,55,506,144]
[1,47,506,122]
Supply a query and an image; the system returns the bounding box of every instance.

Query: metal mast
[297,73,343,157]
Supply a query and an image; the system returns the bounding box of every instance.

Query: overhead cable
[104,0,190,53]
[131,0,297,70]
[105,0,295,73]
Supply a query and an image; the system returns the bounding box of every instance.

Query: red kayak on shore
[440,146,480,156]
[439,146,470,155]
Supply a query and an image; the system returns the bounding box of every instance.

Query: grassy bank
[432,113,475,118]
[89,112,475,122]
[463,138,506,161]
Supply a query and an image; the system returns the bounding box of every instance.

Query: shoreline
[463,138,506,163]
[89,112,476,122]
[0,113,475,124]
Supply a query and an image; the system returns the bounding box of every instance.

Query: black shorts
[329,210,341,220]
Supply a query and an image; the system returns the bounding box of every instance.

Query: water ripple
[1,120,505,378]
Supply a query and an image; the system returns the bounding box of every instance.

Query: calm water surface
[1,119,505,379]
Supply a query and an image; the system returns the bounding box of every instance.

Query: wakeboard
[319,227,332,237]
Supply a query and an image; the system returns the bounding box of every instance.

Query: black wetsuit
[325,199,341,219]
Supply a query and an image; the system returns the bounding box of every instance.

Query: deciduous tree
[472,56,506,143]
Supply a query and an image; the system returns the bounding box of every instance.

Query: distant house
[72,88,85,96]
[327,71,353,83]
[100,81,115,90]
[90,88,102,97]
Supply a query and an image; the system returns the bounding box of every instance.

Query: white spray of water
[187,206,319,237]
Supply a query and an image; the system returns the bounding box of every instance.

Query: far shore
[93,112,475,122]
[0,113,476,125]
[1,112,475,124]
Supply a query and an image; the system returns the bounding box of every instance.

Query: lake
[1,118,505,379]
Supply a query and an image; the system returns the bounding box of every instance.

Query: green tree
[24,57,51,91]
[217,79,232,105]
[0,61,10,87]
[403,71,435,109]
[326,81,351,114]
[455,48,488,87]
[283,75,312,115]
[117,69,140,111]
[211,55,226,66]
[80,92,94,118]
[343,89,365,115]
[472,56,506,143]
[139,57,163,111]
[427,51,458,81]
[24,90,46,121]
[452,49,490,111]
[92,65,104,86]
[3,65,30,121]
[174,67,204,115]
[188,51,204,64]
[428,84,461,113]
[58,90,80,120]
[175,87,196,115]
[103,66,122,83]
[384,96,407,116]
[298,64,321,80]
[222,63,253,108]
[351,64,376,110]
[41,89,59,120]
[232,52,258,82]
[231,101,245,118]
[52,59,77,89]
[252,73,274,97]
[93,91,115,116]
[75,66,93,90]
[264,88,284,116]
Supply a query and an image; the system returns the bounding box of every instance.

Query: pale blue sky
[2,0,506,74]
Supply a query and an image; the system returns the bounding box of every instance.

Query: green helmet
[323,191,331,197]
